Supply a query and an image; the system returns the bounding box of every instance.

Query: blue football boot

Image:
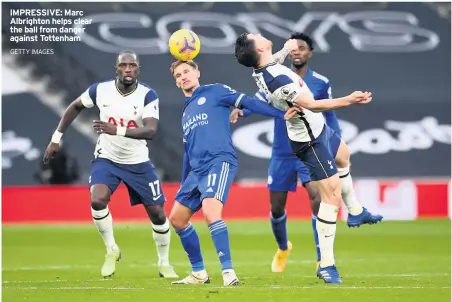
[317,265,342,284]
[347,207,383,228]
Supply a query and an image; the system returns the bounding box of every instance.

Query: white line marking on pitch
[4,257,445,271]
[3,285,451,291]
[3,273,449,285]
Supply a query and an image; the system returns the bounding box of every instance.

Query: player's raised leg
[201,162,239,286]
[170,173,209,285]
[334,139,383,227]
[89,159,122,278]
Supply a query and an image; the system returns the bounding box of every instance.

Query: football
[168,29,201,61]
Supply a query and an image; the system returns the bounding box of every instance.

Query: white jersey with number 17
[252,63,325,142]
[80,79,159,164]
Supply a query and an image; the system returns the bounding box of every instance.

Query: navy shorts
[175,161,237,212]
[267,156,311,192]
[89,158,165,206]
[290,126,341,181]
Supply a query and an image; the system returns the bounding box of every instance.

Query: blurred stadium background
[2,2,450,222]
[1,2,451,301]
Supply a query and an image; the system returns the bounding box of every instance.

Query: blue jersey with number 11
[181,83,287,179]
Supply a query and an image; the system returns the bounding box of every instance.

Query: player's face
[247,33,272,52]
[173,63,200,92]
[289,40,312,68]
[116,54,140,85]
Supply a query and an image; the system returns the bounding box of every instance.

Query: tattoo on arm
[273,48,290,64]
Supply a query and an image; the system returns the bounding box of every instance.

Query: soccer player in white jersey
[43,51,178,279]
[235,34,372,284]
[232,33,382,275]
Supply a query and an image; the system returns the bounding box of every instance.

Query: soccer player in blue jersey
[231,33,383,274]
[168,60,298,286]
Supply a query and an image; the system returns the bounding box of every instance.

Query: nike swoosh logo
[189,31,196,43]
[103,104,110,107]
[153,194,162,201]
[325,234,334,238]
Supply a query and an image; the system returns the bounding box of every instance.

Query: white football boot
[101,245,121,278]
[171,270,210,284]
[222,269,239,286]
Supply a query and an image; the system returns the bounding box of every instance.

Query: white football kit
[252,62,325,142]
[80,79,159,164]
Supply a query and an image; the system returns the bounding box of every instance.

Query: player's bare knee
[90,194,109,210]
[269,191,287,218]
[202,198,223,224]
[145,204,167,225]
[169,212,188,230]
[90,185,110,210]
[335,140,351,168]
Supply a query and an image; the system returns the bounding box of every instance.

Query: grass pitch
[2,220,450,301]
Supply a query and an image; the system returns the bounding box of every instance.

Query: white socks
[338,166,363,215]
[92,207,171,266]
[152,219,171,267]
[316,202,339,268]
[92,207,117,253]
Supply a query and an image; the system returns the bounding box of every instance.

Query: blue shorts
[290,126,341,181]
[89,158,165,206]
[267,156,311,192]
[175,161,237,212]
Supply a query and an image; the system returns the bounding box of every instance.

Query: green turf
[2,220,451,301]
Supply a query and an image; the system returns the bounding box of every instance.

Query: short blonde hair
[170,60,199,76]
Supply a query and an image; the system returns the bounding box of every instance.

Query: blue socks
[312,215,321,262]
[175,224,205,272]
[271,212,288,250]
[209,220,232,271]
[270,211,321,262]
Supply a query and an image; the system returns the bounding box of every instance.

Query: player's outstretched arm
[230,91,267,123]
[43,97,87,164]
[219,84,297,120]
[292,90,372,113]
[239,95,298,120]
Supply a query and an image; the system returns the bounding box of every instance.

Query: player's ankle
[349,206,363,216]
[222,268,235,275]
[107,244,119,253]
[320,259,335,268]
[193,269,208,277]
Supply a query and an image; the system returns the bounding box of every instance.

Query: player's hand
[347,91,372,104]
[92,120,117,135]
[284,107,300,120]
[284,39,298,52]
[230,109,244,123]
[43,142,60,164]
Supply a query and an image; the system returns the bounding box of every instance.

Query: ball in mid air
[168,29,201,61]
